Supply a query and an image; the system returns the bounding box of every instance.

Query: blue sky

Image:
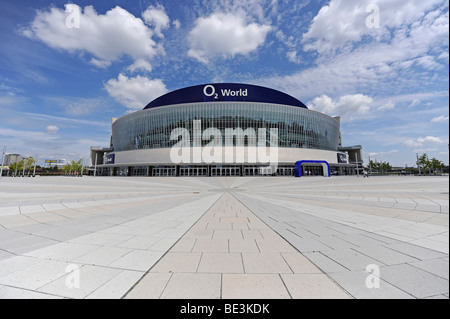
[0,0,448,167]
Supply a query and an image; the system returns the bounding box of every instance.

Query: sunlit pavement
[0,176,448,299]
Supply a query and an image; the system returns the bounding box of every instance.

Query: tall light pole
[33,155,37,177]
[416,153,421,175]
[355,152,360,177]
[94,153,98,177]
[0,147,6,179]
[22,157,27,177]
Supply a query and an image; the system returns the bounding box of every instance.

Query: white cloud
[431,115,449,123]
[262,2,449,100]
[126,59,153,73]
[23,4,162,68]
[308,94,373,119]
[142,5,170,38]
[104,74,168,110]
[188,13,271,63]
[173,20,181,29]
[302,0,444,54]
[46,125,59,134]
[404,136,446,147]
[287,51,301,64]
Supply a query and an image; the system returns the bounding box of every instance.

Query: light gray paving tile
[25,242,99,262]
[334,233,387,248]
[385,242,447,260]
[86,270,144,299]
[0,234,60,255]
[408,238,448,254]
[409,259,449,280]
[302,252,349,273]
[353,245,419,265]
[68,232,134,247]
[0,259,79,291]
[38,265,122,299]
[73,246,133,267]
[320,249,385,271]
[0,249,14,262]
[277,231,331,252]
[109,250,164,271]
[360,232,400,245]
[0,256,44,277]
[381,264,449,298]
[322,223,363,235]
[117,236,162,250]
[329,270,414,299]
[316,236,359,250]
[148,237,178,252]
[0,285,62,299]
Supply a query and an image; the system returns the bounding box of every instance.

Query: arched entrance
[295,161,330,177]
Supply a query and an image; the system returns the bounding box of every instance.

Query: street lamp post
[33,157,37,177]
[94,153,98,177]
[0,147,6,179]
[22,158,27,177]
[416,153,421,175]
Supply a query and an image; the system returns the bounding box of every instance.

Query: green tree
[429,157,445,175]
[11,159,24,176]
[25,157,36,176]
[417,153,430,174]
[380,161,392,174]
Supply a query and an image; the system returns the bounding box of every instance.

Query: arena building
[90,83,363,177]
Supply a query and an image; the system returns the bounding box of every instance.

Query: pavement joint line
[278,273,293,299]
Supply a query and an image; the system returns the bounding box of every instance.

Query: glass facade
[112,102,340,153]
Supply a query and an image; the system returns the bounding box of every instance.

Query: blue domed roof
[143,83,307,110]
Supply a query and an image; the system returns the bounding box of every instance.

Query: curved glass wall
[112,102,340,152]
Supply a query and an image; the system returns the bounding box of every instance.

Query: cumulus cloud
[22,4,163,69]
[308,94,373,119]
[403,136,446,147]
[46,125,59,134]
[188,13,271,63]
[302,0,444,54]
[142,5,170,38]
[104,74,168,110]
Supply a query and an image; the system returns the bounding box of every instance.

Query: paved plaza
[0,175,448,299]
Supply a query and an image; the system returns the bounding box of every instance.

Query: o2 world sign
[203,85,248,100]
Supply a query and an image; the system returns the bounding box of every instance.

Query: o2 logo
[203,85,219,100]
